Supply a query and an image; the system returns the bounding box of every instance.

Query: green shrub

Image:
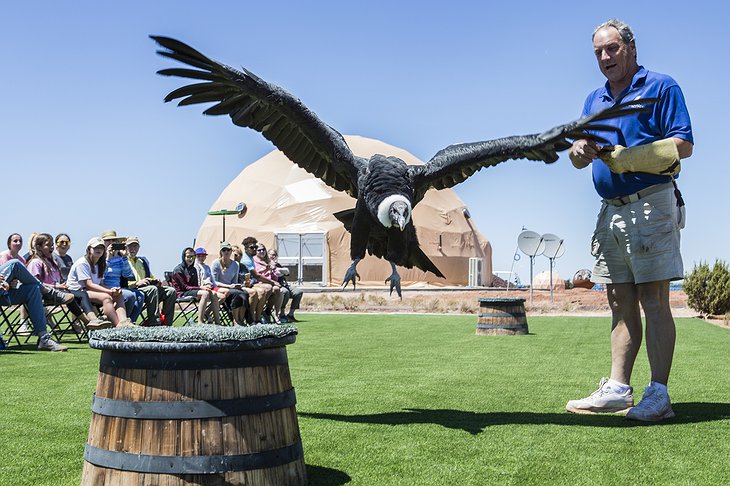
[684,260,730,315]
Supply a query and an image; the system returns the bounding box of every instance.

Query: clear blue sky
[2,1,726,284]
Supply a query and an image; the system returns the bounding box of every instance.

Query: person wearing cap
[193,247,227,321]
[0,259,68,351]
[66,237,133,327]
[211,241,250,326]
[100,230,143,323]
[171,247,222,325]
[125,236,177,326]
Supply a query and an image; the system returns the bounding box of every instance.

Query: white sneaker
[566,378,634,414]
[626,384,675,422]
[17,321,31,335]
[37,336,68,352]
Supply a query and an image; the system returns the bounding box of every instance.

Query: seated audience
[52,233,73,283]
[232,244,261,323]
[125,236,177,326]
[171,247,221,325]
[253,243,284,323]
[268,248,303,322]
[0,233,26,265]
[237,239,275,323]
[2,233,29,331]
[66,237,133,327]
[211,241,250,326]
[193,247,227,319]
[0,260,67,351]
[100,230,144,323]
[26,233,111,331]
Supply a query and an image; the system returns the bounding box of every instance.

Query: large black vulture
[152,36,656,297]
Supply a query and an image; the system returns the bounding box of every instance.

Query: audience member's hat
[125,236,140,246]
[220,241,232,250]
[87,237,105,248]
[194,247,208,255]
[100,229,125,241]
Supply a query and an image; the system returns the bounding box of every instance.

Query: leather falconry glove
[599,138,681,176]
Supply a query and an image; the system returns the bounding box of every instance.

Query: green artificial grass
[1,315,729,485]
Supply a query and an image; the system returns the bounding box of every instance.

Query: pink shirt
[253,256,280,280]
[26,257,62,285]
[0,250,26,266]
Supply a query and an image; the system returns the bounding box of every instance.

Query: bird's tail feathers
[333,208,355,232]
[410,247,445,279]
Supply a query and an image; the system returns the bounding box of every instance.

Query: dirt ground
[298,286,699,318]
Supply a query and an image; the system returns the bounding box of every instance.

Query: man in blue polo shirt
[566,19,693,422]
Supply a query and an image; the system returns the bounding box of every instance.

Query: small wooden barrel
[81,326,306,485]
[476,297,528,335]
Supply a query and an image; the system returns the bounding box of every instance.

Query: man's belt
[603,182,674,207]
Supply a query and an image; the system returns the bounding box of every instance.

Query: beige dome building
[195,135,492,288]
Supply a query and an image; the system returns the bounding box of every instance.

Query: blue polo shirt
[582,66,693,198]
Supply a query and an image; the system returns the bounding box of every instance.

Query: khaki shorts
[591,184,684,285]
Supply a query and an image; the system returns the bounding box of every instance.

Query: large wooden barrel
[81,325,306,485]
[476,297,528,335]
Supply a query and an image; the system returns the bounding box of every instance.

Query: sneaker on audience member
[116,319,135,328]
[86,318,113,331]
[45,287,75,305]
[626,384,675,422]
[17,321,31,335]
[566,378,634,414]
[37,336,68,352]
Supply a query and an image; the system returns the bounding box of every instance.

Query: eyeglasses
[57,241,70,246]
[221,248,232,252]
[185,255,195,259]
[256,248,266,252]
[247,245,257,250]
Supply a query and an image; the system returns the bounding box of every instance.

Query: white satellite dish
[541,233,565,259]
[517,231,545,257]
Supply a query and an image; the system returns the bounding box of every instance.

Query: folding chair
[45,303,86,342]
[219,301,236,326]
[0,303,26,347]
[173,296,199,326]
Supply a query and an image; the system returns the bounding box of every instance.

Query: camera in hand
[111,243,126,251]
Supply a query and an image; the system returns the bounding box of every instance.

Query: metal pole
[549,257,554,303]
[529,255,534,305]
[222,214,226,242]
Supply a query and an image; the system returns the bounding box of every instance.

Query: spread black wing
[152,36,367,198]
[410,98,660,204]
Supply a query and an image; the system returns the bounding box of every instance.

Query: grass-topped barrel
[80,324,306,485]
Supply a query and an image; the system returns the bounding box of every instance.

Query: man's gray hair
[593,18,635,45]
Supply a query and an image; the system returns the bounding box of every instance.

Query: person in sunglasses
[240,236,276,324]
[52,233,73,283]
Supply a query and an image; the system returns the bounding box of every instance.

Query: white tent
[195,135,492,287]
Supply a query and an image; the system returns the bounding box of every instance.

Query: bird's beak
[394,215,406,231]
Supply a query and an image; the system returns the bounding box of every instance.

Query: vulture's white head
[377,194,412,231]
